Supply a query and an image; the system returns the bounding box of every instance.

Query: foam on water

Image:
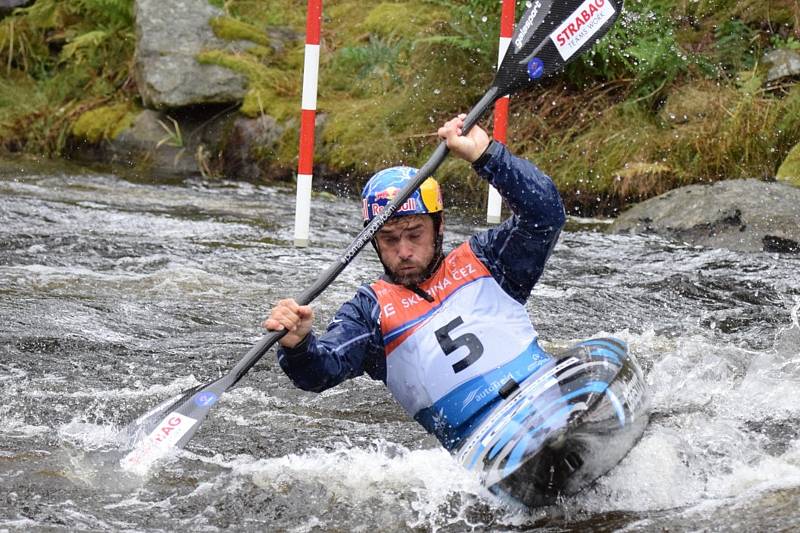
[0,408,49,438]
[192,440,532,529]
[245,441,480,499]
[55,418,178,490]
[567,320,800,517]
[58,420,124,450]
[3,261,240,299]
[20,374,200,401]
[0,517,40,530]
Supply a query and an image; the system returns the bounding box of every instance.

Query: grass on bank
[0,0,135,154]
[1,0,800,214]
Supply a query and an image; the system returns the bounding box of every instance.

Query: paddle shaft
[228,86,501,388]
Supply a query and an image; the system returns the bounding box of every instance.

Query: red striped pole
[487,0,515,224]
[294,0,323,247]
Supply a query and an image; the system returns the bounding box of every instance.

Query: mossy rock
[71,103,138,143]
[241,89,295,119]
[777,141,800,187]
[197,50,298,118]
[210,16,269,47]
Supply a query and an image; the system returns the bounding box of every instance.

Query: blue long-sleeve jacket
[277,141,566,392]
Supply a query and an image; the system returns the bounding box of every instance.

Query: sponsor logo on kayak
[457,358,579,461]
[514,1,543,51]
[550,0,615,60]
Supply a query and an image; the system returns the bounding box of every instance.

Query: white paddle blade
[120,411,198,476]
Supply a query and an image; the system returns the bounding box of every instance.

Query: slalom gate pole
[486,0,516,224]
[293,0,322,247]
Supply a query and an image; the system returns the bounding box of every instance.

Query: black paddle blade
[494,0,623,96]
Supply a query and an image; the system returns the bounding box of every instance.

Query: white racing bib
[372,243,542,430]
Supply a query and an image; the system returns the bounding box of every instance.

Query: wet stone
[610,179,800,253]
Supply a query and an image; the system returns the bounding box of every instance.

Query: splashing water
[1,167,798,530]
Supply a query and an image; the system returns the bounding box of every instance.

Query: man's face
[374,214,439,286]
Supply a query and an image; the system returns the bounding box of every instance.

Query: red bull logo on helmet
[363,197,420,220]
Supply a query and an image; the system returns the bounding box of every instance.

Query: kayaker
[264,114,566,451]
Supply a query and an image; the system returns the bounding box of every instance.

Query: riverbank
[2,0,800,216]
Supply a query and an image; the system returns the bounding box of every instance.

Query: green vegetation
[71,102,137,143]
[2,0,800,214]
[0,0,135,154]
[777,141,800,186]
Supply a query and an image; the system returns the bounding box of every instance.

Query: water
[1,162,799,531]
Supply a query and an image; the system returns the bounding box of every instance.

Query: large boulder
[609,179,800,253]
[133,0,251,109]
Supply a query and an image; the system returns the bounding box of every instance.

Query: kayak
[456,337,649,507]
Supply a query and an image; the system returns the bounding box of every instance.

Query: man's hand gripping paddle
[119,0,624,475]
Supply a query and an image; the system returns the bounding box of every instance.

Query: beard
[391,251,444,287]
[392,262,427,287]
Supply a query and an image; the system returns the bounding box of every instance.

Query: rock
[609,179,800,253]
[133,0,251,109]
[763,48,800,83]
[69,107,238,177]
[222,115,284,181]
[111,110,199,174]
[264,26,301,55]
[776,142,800,188]
[220,112,326,181]
[0,0,32,18]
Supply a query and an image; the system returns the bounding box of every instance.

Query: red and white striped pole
[487,0,515,224]
[293,0,322,247]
